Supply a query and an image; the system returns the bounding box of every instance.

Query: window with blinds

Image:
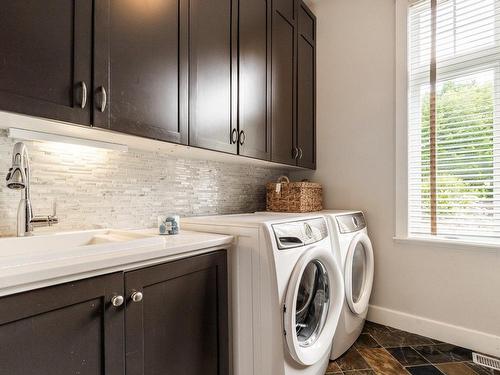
[408,0,500,242]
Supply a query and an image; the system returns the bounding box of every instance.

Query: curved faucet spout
[5,142,57,237]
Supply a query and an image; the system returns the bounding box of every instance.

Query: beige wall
[294,0,500,356]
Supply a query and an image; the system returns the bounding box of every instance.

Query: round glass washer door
[295,260,329,347]
[344,232,374,315]
[284,246,344,366]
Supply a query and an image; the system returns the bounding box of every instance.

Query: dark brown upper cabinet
[238,0,272,160]
[0,273,125,375]
[271,0,316,169]
[93,0,188,144]
[0,0,93,126]
[188,0,237,154]
[271,0,297,166]
[0,0,316,169]
[297,2,316,169]
[124,251,228,375]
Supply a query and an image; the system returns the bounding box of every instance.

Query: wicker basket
[266,176,323,213]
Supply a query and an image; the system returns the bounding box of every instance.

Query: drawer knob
[131,291,143,303]
[111,295,124,307]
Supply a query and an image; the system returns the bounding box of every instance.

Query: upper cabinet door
[271,0,297,166]
[124,252,229,375]
[94,0,187,144]
[238,0,271,160]
[297,2,316,169]
[0,0,92,125]
[189,0,237,154]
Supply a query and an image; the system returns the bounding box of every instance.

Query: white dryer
[322,211,375,360]
[182,214,345,375]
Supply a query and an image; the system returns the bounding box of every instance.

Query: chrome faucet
[6,142,58,236]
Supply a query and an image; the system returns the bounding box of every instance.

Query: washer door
[344,232,374,315]
[284,246,344,366]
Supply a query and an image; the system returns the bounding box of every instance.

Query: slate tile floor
[326,322,499,375]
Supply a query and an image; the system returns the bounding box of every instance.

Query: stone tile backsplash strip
[0,130,287,237]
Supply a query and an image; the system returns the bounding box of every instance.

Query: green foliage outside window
[419,78,494,214]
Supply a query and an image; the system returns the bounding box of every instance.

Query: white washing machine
[182,214,345,375]
[322,211,375,360]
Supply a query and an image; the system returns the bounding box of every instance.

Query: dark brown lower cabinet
[0,273,125,375]
[0,251,228,375]
[125,251,228,375]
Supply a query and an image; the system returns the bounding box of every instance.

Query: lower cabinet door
[124,251,229,375]
[0,273,125,375]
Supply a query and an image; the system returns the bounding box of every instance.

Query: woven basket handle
[277,176,290,184]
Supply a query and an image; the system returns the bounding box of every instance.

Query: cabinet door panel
[0,273,124,375]
[297,3,316,169]
[189,0,236,153]
[125,251,228,375]
[271,4,296,166]
[275,0,295,23]
[0,0,92,125]
[94,0,187,143]
[239,0,271,160]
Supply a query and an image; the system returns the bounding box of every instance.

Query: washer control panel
[272,217,328,249]
[336,212,366,233]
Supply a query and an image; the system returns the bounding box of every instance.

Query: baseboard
[367,304,500,358]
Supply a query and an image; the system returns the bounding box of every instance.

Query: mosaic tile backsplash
[0,130,286,237]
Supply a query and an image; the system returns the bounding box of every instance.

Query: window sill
[393,235,500,251]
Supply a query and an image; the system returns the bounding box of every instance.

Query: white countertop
[0,229,233,297]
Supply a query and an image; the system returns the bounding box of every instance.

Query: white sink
[0,229,164,269]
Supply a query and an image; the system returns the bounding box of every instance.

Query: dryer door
[344,232,374,315]
[284,246,344,366]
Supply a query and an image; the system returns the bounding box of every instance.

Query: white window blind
[408,0,500,242]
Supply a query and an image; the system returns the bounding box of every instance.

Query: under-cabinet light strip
[7,128,128,152]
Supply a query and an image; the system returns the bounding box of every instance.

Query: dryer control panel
[336,212,366,233]
[272,217,328,249]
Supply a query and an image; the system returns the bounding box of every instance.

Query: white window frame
[394,0,500,249]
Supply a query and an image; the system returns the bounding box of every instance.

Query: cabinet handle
[292,147,299,159]
[231,128,238,144]
[239,130,246,146]
[131,291,143,303]
[97,86,107,112]
[111,295,124,307]
[79,81,87,109]
[298,147,303,160]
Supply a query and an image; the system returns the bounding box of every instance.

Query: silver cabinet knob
[239,130,246,146]
[111,295,124,307]
[231,128,238,144]
[131,291,143,303]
